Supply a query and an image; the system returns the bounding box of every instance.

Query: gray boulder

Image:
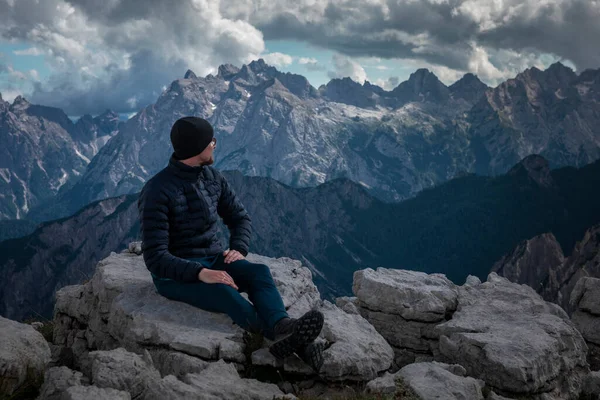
[0,315,51,396]
[53,248,391,390]
[397,362,485,400]
[571,276,600,370]
[436,272,588,399]
[352,268,458,368]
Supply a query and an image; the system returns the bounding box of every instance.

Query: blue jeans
[151,252,289,340]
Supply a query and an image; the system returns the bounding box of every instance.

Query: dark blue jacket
[137,154,252,282]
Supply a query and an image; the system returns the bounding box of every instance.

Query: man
[137,116,324,370]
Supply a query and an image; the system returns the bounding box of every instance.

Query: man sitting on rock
[137,116,324,371]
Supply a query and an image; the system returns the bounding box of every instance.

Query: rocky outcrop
[571,277,600,370]
[436,272,588,399]
[493,223,600,311]
[51,246,393,398]
[367,362,485,400]
[0,315,51,396]
[347,268,458,369]
[347,268,589,399]
[491,232,564,295]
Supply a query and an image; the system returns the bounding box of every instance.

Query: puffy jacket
[137,153,252,282]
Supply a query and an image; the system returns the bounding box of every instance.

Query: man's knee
[252,263,272,277]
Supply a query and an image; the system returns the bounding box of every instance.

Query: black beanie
[170,116,214,160]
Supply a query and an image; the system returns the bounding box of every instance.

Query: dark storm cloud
[221,0,600,73]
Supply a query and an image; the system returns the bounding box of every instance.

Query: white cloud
[298,57,318,65]
[0,89,23,103]
[29,69,40,81]
[221,0,598,76]
[0,0,266,115]
[327,54,367,84]
[13,47,45,56]
[261,52,294,67]
[374,76,399,90]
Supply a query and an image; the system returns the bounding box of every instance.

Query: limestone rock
[397,362,485,400]
[436,272,588,398]
[252,300,394,381]
[0,315,51,396]
[87,348,161,398]
[316,300,393,380]
[581,371,600,400]
[148,359,293,400]
[62,385,131,399]
[352,268,457,369]
[127,241,142,255]
[37,366,86,400]
[571,276,600,370]
[353,268,458,322]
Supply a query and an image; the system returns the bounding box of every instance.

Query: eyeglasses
[209,137,217,148]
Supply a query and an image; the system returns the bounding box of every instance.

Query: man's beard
[200,156,214,166]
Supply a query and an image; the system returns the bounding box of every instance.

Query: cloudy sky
[0,0,596,117]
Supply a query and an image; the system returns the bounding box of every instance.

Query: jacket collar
[167,153,206,181]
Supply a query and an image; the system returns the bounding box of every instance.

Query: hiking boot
[269,309,324,360]
[297,340,325,373]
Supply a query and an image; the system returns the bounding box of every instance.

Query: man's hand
[223,249,245,264]
[198,269,239,290]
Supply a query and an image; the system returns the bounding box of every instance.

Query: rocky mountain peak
[217,64,240,80]
[94,109,120,134]
[274,72,318,99]
[507,154,555,188]
[449,73,489,104]
[320,77,378,108]
[363,80,386,95]
[184,69,198,79]
[10,95,30,112]
[391,68,450,104]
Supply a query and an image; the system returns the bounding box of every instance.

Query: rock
[352,268,457,369]
[54,251,248,364]
[148,349,210,379]
[491,232,564,294]
[487,391,515,400]
[397,362,485,400]
[0,315,51,396]
[465,275,482,286]
[581,371,600,400]
[148,359,293,399]
[315,300,393,380]
[571,276,600,370]
[87,348,161,398]
[127,241,142,255]
[37,366,87,399]
[436,272,589,398]
[62,385,131,399]
[31,321,45,330]
[365,371,397,395]
[53,250,390,389]
[353,268,458,322]
[252,300,394,380]
[335,296,360,315]
[36,365,131,400]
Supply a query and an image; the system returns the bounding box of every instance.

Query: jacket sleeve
[216,174,252,256]
[137,181,204,282]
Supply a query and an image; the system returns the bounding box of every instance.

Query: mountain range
[2,59,598,223]
[0,93,121,220]
[2,153,599,321]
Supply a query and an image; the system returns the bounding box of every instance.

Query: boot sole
[269,310,324,359]
[299,341,325,373]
